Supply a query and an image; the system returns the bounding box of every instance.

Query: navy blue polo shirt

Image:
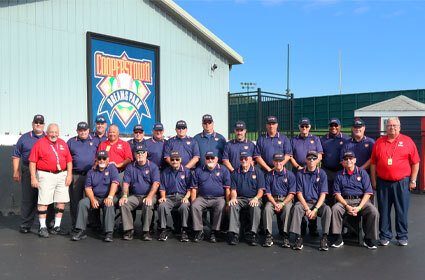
[222,138,256,170]
[85,164,120,197]
[160,165,192,194]
[230,166,265,198]
[89,131,107,148]
[128,138,146,157]
[333,166,373,196]
[145,137,165,169]
[254,132,292,168]
[320,132,350,170]
[67,135,98,172]
[291,134,323,166]
[164,136,200,166]
[340,136,375,168]
[296,167,328,201]
[191,164,231,198]
[12,131,45,164]
[265,168,296,196]
[123,160,160,195]
[194,131,226,166]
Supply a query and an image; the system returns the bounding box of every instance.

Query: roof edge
[151,0,244,65]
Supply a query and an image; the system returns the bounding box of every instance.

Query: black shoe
[248,232,258,246]
[263,234,273,247]
[193,231,204,243]
[282,238,291,248]
[71,230,87,241]
[363,239,377,249]
[19,226,31,234]
[180,230,189,242]
[319,236,329,251]
[158,229,169,241]
[209,231,217,243]
[49,226,68,235]
[331,234,344,248]
[122,229,134,241]
[228,232,239,245]
[104,232,113,242]
[38,227,49,238]
[293,236,303,250]
[142,231,152,241]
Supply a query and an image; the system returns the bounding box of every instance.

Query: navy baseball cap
[176,120,187,129]
[352,119,365,127]
[240,151,252,158]
[266,116,278,124]
[329,118,341,125]
[153,122,164,131]
[170,150,181,158]
[33,114,44,123]
[343,151,356,159]
[97,150,108,158]
[133,124,144,132]
[135,144,147,153]
[299,117,311,125]
[234,121,246,130]
[95,116,106,123]
[202,114,213,123]
[273,152,285,161]
[306,150,319,157]
[205,151,217,158]
[77,121,89,130]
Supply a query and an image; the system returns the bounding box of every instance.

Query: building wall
[0,0,230,139]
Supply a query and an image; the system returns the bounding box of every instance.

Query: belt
[39,170,64,174]
[343,195,362,199]
[305,200,317,204]
[73,170,87,176]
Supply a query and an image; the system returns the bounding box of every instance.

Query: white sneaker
[398,240,408,246]
[379,239,390,246]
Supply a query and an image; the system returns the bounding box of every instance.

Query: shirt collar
[237,165,255,174]
[342,166,359,175]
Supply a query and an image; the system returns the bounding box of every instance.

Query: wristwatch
[410,180,416,184]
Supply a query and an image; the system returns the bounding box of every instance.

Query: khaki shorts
[37,170,70,205]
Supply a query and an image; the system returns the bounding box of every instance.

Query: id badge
[388,158,392,166]
[106,145,111,151]
[57,164,62,171]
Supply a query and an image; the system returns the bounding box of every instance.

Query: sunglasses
[136,151,146,154]
[170,158,181,162]
[205,156,215,160]
[97,157,107,161]
[343,157,354,161]
[134,131,144,134]
[240,157,250,161]
[300,125,309,128]
[203,121,212,125]
[34,121,44,125]
[329,124,339,127]
[306,156,318,161]
[176,127,187,130]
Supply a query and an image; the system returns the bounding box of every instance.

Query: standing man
[222,121,256,172]
[164,120,200,169]
[370,118,420,246]
[194,114,226,167]
[262,152,296,248]
[28,123,73,238]
[128,124,146,156]
[191,151,231,243]
[119,144,160,241]
[254,116,292,172]
[157,151,192,242]
[90,116,108,147]
[67,121,98,230]
[144,122,166,170]
[71,150,120,242]
[289,150,331,251]
[12,114,50,233]
[227,151,265,246]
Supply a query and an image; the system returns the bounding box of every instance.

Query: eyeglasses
[34,121,44,125]
[306,156,318,161]
[343,157,354,161]
[203,121,212,125]
[205,156,215,160]
[134,131,144,134]
[386,124,399,128]
[329,124,339,127]
[170,158,181,162]
[136,151,146,154]
[97,157,107,161]
[240,157,250,161]
[300,125,309,128]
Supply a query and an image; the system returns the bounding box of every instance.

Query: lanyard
[50,143,61,171]
[385,136,399,159]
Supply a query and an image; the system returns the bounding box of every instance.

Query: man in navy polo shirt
[254,116,292,172]
[128,124,146,156]
[331,151,379,249]
[72,150,120,242]
[67,121,98,229]
[194,114,226,167]
[289,150,331,251]
[157,150,192,242]
[164,120,200,169]
[119,144,160,241]
[227,151,265,246]
[90,116,108,147]
[263,152,296,248]
[145,122,166,170]
[222,121,256,172]
[191,151,231,243]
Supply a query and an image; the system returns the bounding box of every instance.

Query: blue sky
[175,0,425,98]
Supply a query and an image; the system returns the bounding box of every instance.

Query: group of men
[12,113,419,251]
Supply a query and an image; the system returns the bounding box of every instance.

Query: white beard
[99,163,107,168]
[207,163,215,169]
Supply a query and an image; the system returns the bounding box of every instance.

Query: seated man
[289,150,331,251]
[263,152,296,248]
[331,150,379,249]
[228,151,265,246]
[72,150,119,242]
[157,150,192,242]
[191,151,231,243]
[119,144,160,241]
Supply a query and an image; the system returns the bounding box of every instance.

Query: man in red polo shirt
[98,124,133,173]
[370,117,420,246]
[29,123,73,238]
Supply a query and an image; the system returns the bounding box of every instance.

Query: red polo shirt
[98,138,133,171]
[371,133,420,181]
[29,136,72,172]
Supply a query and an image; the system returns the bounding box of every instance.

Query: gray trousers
[75,196,117,233]
[228,197,262,234]
[158,193,190,229]
[332,199,379,240]
[191,196,225,231]
[263,196,293,235]
[68,173,86,227]
[290,201,331,235]
[120,195,157,232]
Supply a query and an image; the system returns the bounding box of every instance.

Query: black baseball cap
[329,118,341,125]
[266,116,278,124]
[273,152,285,161]
[352,119,365,127]
[306,150,319,157]
[343,151,356,159]
[205,151,217,158]
[95,116,106,123]
[202,114,213,123]
[240,151,252,158]
[234,121,246,130]
[33,114,44,123]
[299,117,311,125]
[77,121,89,130]
[133,125,144,132]
[153,122,164,131]
[135,144,147,153]
[176,120,187,129]
[170,150,181,159]
[97,150,108,158]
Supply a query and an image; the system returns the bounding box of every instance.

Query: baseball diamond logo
[94,51,153,127]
